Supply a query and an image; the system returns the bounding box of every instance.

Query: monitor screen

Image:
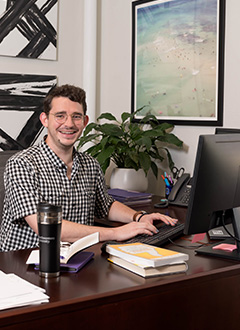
[184,134,240,260]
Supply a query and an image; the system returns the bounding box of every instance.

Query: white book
[108,255,188,278]
[27,232,99,265]
[106,242,189,267]
[60,232,99,264]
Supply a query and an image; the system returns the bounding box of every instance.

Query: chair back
[0,151,19,224]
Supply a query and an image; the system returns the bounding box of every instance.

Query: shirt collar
[39,136,81,170]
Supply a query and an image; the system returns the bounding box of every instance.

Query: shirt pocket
[70,189,96,223]
[43,192,63,206]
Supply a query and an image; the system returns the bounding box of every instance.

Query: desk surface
[1,197,240,330]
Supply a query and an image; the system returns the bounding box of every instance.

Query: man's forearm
[61,219,116,242]
[107,201,136,223]
[26,214,117,243]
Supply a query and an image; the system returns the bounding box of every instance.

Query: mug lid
[37,202,61,213]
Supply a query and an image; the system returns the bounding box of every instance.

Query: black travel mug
[37,202,62,278]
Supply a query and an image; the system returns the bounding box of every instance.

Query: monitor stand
[196,238,240,261]
[195,207,240,261]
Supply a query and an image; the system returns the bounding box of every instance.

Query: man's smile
[58,129,78,136]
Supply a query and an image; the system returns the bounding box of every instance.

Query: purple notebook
[108,188,152,201]
[35,251,94,273]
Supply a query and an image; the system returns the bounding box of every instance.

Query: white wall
[0,0,85,141]
[1,0,240,194]
[98,0,240,192]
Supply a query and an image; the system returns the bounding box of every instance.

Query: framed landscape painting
[131,0,225,126]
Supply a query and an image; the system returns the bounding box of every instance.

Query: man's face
[40,96,89,152]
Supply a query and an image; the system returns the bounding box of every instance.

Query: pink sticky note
[212,243,237,252]
[191,233,206,243]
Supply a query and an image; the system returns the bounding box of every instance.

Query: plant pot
[110,168,148,192]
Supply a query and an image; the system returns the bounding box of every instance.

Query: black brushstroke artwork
[0,0,58,59]
[0,73,57,150]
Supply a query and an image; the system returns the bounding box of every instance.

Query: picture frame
[131,0,226,126]
[0,0,58,60]
[0,73,57,151]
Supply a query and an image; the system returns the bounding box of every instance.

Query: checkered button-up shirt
[0,139,114,251]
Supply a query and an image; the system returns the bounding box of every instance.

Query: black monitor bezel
[215,128,240,134]
[184,133,240,261]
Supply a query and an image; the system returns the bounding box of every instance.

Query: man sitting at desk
[0,84,177,251]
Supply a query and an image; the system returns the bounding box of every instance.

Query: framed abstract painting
[0,73,57,151]
[0,0,58,60]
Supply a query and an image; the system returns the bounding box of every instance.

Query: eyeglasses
[50,112,85,124]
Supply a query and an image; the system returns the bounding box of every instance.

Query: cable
[167,238,205,250]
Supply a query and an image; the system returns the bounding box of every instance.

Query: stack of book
[108,188,152,206]
[106,242,189,278]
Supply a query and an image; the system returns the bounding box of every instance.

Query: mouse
[154,198,169,208]
[101,241,119,253]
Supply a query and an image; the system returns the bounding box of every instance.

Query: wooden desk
[1,198,240,330]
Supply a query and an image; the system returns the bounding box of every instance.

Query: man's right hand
[113,221,158,242]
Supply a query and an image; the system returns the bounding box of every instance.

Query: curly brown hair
[43,84,87,115]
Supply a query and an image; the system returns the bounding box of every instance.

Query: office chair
[0,150,19,224]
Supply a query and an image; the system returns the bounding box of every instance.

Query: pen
[161,174,172,187]
[164,178,171,187]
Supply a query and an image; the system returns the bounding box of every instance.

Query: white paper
[26,250,39,264]
[0,271,49,310]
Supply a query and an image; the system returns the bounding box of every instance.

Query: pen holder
[165,183,172,199]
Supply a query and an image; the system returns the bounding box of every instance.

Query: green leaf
[108,136,123,145]
[151,161,158,179]
[149,148,164,162]
[86,143,103,157]
[140,114,158,126]
[83,122,98,135]
[139,152,151,174]
[162,147,175,169]
[99,124,123,136]
[130,125,143,140]
[98,136,108,149]
[128,151,139,165]
[77,133,99,148]
[97,113,117,121]
[76,106,184,175]
[136,136,152,150]
[134,106,147,116]
[124,157,139,170]
[121,112,131,123]
[161,133,183,147]
[143,128,164,138]
[159,122,174,131]
[96,146,115,164]
[101,158,111,174]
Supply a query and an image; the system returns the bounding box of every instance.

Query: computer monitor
[215,127,240,134]
[184,133,240,261]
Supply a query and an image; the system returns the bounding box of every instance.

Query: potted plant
[77,108,183,191]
